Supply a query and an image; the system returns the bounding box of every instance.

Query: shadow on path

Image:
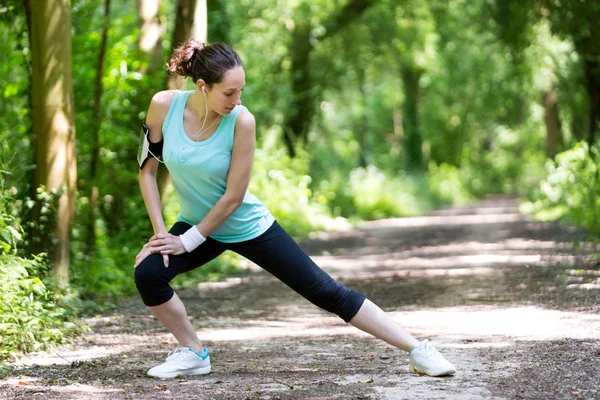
[2,197,599,399]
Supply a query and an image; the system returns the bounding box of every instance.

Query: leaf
[360,378,374,384]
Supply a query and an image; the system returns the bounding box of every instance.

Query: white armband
[179,226,206,252]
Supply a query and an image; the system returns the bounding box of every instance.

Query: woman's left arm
[149,109,256,256]
[195,109,257,235]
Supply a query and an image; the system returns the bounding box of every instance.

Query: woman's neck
[188,90,220,121]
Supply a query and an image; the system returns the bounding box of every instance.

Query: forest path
[3,197,599,399]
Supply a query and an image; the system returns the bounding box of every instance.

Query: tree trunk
[167,0,201,90]
[541,84,563,158]
[137,0,163,69]
[283,22,312,158]
[86,0,111,258]
[207,0,229,43]
[357,67,369,168]
[29,0,77,287]
[282,0,377,157]
[583,58,600,146]
[401,64,424,171]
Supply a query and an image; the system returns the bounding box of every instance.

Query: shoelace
[166,347,190,362]
[419,340,441,359]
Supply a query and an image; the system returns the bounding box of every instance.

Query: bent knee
[134,254,175,307]
[134,254,172,291]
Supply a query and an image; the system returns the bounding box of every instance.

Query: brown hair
[166,40,243,86]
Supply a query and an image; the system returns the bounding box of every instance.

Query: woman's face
[206,66,245,115]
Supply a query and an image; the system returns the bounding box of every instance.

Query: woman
[134,40,456,379]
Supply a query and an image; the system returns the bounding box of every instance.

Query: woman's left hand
[133,233,187,269]
[149,233,187,258]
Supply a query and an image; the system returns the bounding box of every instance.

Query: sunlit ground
[14,199,599,364]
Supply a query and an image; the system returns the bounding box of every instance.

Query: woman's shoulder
[145,90,180,132]
[147,90,179,125]
[150,90,178,112]
[235,106,255,129]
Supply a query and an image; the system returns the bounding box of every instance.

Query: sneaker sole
[409,364,456,377]
[148,366,211,379]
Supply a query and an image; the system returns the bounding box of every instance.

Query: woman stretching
[134,40,456,379]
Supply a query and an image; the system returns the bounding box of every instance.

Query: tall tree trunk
[207,0,229,43]
[357,67,369,168]
[282,0,376,157]
[192,0,207,44]
[541,84,563,158]
[137,0,163,69]
[401,64,424,171]
[86,0,111,258]
[29,0,77,287]
[583,58,600,146]
[167,0,201,90]
[284,22,312,158]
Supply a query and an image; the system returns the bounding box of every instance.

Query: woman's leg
[349,299,419,352]
[229,221,420,353]
[134,222,227,352]
[148,292,204,352]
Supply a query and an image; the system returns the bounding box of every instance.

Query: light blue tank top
[162,90,274,243]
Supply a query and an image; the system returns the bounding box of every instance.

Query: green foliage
[0,0,598,361]
[347,166,428,219]
[522,142,600,236]
[0,172,82,361]
[250,147,334,236]
[428,162,473,205]
[0,254,83,361]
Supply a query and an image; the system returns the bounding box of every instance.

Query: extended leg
[349,298,420,352]
[230,222,420,351]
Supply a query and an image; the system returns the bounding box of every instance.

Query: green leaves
[523,142,600,236]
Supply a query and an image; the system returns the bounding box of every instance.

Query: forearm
[195,195,242,237]
[139,173,167,234]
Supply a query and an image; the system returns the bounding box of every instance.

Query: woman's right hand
[134,234,170,268]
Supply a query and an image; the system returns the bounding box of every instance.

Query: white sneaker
[409,340,456,377]
[147,347,211,378]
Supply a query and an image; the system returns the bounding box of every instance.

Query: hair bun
[166,39,205,78]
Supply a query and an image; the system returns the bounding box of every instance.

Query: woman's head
[167,40,245,114]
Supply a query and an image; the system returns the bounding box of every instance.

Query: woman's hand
[133,233,186,268]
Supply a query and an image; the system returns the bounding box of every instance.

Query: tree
[85,0,111,257]
[282,0,377,157]
[27,0,77,286]
[493,0,600,146]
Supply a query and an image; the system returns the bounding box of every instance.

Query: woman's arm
[139,91,175,235]
[194,108,257,237]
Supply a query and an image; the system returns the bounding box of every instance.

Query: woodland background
[0,0,598,364]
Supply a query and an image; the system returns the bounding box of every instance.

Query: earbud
[202,86,206,94]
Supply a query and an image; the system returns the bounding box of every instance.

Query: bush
[522,142,600,236]
[0,171,82,361]
[0,254,82,360]
[428,162,473,205]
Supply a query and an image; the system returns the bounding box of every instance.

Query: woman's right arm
[139,91,175,235]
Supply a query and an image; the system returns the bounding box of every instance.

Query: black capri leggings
[134,221,366,323]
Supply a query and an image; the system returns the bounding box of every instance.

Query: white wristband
[179,226,206,252]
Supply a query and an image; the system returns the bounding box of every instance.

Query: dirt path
[2,197,600,400]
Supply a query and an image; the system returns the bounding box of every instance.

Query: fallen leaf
[360,378,374,384]
[152,385,167,391]
[18,381,26,386]
[363,354,374,361]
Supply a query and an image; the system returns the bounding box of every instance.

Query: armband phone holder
[137,122,164,170]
